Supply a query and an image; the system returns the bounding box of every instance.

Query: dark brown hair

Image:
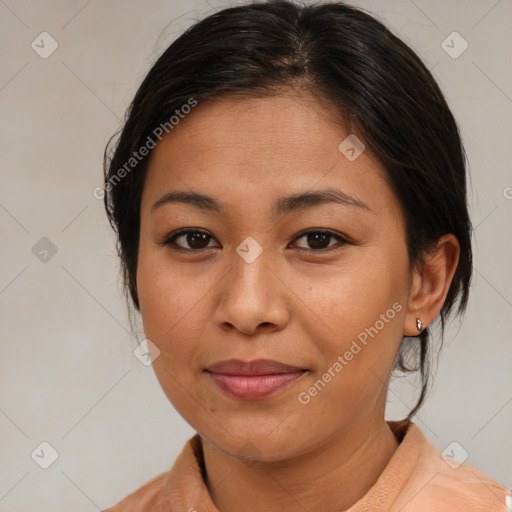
[103,0,473,420]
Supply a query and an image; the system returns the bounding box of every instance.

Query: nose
[213,249,290,336]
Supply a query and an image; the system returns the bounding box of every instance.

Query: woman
[101,1,510,510]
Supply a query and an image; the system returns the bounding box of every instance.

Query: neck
[202,417,400,512]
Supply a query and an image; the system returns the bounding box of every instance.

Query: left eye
[290,230,347,251]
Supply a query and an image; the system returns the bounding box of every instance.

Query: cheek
[300,312,404,425]
[297,253,407,406]
[136,249,205,360]
[301,251,407,345]
[136,255,207,420]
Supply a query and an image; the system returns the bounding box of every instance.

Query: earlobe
[404,234,460,336]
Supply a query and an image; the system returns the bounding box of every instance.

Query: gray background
[0,0,511,510]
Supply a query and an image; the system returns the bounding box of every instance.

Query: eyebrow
[151,187,371,216]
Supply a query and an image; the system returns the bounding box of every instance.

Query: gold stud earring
[416,318,424,332]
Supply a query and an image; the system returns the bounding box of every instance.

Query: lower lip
[207,371,306,400]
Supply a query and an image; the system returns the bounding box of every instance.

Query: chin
[200,424,309,464]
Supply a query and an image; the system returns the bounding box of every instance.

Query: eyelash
[160,228,350,253]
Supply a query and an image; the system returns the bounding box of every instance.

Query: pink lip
[205,359,307,400]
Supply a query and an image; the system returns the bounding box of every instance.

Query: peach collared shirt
[102,420,510,511]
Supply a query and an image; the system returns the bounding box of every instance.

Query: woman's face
[137,93,412,461]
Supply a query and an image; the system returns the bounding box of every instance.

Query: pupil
[308,232,329,249]
[188,232,209,249]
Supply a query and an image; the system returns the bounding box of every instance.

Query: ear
[404,234,460,336]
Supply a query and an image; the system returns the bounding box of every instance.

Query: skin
[136,92,460,512]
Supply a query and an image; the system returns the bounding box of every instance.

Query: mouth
[204,359,308,401]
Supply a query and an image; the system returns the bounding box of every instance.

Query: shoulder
[395,424,510,511]
[101,471,171,512]
[101,433,205,512]
[423,463,509,510]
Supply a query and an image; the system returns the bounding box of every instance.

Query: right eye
[161,229,221,251]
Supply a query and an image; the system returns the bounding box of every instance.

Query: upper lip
[205,359,306,376]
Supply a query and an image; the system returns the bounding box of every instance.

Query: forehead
[153,93,344,154]
[143,93,397,218]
